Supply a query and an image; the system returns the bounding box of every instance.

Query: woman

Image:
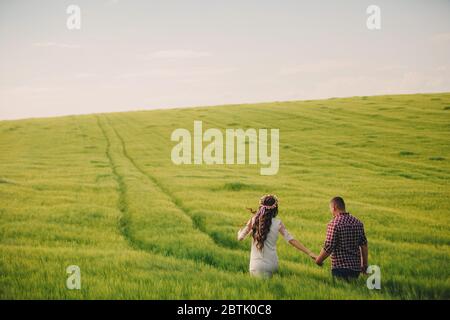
[237,194,317,278]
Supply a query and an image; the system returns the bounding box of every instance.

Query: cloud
[279,59,355,75]
[33,42,81,49]
[303,70,450,100]
[377,65,408,72]
[436,65,450,72]
[144,49,212,59]
[113,66,235,80]
[1,86,57,95]
[430,33,450,45]
[104,0,120,7]
[74,73,97,79]
[113,72,148,80]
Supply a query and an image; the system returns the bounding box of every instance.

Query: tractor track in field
[102,115,239,251]
[96,115,242,272]
[96,116,139,250]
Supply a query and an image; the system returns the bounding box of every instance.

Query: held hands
[309,252,323,267]
[314,257,324,267]
[309,252,318,261]
[313,249,328,267]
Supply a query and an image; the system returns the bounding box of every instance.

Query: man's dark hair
[330,196,346,211]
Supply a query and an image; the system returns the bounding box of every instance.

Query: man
[315,196,368,280]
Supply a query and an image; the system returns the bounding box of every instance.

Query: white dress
[237,217,294,278]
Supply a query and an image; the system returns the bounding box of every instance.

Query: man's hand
[361,265,369,275]
[315,248,329,267]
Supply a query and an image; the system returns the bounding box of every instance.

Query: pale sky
[1,0,449,120]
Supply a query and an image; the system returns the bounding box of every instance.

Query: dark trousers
[332,268,360,280]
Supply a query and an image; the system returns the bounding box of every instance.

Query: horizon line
[1,91,449,123]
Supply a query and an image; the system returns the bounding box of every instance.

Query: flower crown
[259,194,278,210]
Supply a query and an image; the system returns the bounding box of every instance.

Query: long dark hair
[249,195,278,251]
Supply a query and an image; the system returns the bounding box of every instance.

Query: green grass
[0,93,449,299]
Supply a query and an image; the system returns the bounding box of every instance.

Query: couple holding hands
[237,195,369,280]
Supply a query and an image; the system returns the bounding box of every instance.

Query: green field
[0,93,449,299]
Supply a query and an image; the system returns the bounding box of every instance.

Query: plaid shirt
[323,213,367,271]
